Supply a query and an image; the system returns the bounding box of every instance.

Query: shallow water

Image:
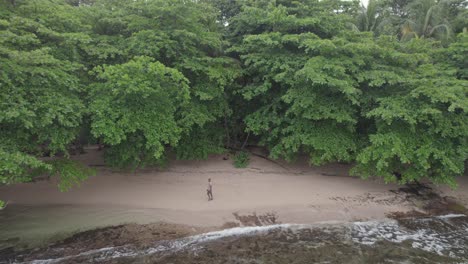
[0,204,219,251]
[2,214,467,263]
[0,205,155,249]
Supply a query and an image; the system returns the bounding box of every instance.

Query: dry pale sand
[1,146,467,228]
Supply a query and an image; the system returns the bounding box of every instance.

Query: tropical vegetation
[0,0,466,190]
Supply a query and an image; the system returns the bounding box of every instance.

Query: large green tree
[351,37,467,186]
[0,0,93,189]
[83,0,241,161]
[228,0,467,185]
[227,0,359,164]
[89,56,191,168]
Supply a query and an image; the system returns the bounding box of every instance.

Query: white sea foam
[436,214,466,219]
[23,217,468,263]
[351,215,468,257]
[25,224,296,264]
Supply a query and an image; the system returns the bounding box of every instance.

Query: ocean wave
[24,216,468,263]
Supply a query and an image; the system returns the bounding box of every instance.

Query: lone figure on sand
[207,178,213,201]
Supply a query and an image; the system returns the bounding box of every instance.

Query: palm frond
[429,23,452,40]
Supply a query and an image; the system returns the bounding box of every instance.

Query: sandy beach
[1,147,468,263]
[1,147,467,229]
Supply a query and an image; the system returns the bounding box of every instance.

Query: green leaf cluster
[234,151,250,168]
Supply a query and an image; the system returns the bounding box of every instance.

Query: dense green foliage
[234,151,250,168]
[0,0,466,189]
[89,56,191,168]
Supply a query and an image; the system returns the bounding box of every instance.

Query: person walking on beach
[207,178,213,201]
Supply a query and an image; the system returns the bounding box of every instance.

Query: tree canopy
[0,0,466,189]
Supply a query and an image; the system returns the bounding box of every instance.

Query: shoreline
[5,213,468,263]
